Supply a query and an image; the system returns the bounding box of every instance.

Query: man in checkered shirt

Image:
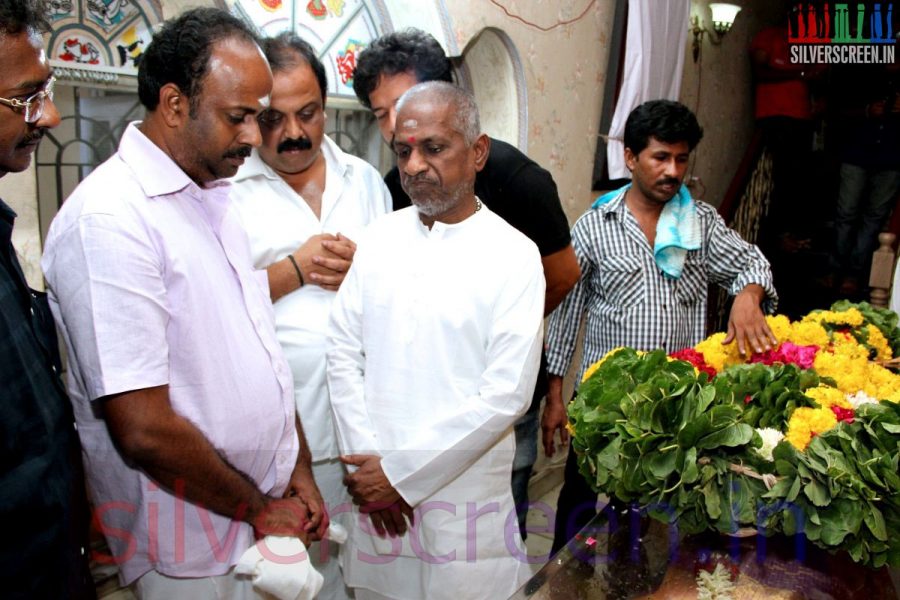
[542,100,778,553]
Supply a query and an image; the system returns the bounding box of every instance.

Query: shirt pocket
[675,253,708,306]
[597,254,645,309]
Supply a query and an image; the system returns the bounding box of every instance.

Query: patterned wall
[46,0,162,72]
[228,0,382,100]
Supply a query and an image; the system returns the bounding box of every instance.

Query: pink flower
[778,342,819,369]
[749,342,819,370]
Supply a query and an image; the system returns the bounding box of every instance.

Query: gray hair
[395,81,481,145]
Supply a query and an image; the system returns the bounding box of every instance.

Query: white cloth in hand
[235,536,324,600]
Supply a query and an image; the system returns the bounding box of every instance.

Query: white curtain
[606,0,691,179]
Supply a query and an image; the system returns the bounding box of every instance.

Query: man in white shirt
[327,81,545,600]
[229,33,391,600]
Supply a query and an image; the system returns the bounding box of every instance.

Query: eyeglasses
[0,76,56,124]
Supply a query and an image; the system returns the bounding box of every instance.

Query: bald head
[395,81,481,146]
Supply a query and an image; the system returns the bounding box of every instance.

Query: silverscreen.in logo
[789,2,897,64]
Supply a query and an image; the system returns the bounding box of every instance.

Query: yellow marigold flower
[581,362,601,383]
[803,308,864,328]
[765,314,792,341]
[786,407,838,451]
[785,428,812,451]
[867,326,893,361]
[788,321,830,347]
[869,363,900,401]
[804,385,851,409]
[813,351,870,395]
[831,334,871,360]
[695,333,742,372]
[565,421,575,435]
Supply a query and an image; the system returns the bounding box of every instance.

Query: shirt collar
[118,122,231,198]
[596,188,629,219]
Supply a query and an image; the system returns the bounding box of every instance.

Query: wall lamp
[691,3,742,63]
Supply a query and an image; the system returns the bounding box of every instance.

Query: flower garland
[685,302,900,450]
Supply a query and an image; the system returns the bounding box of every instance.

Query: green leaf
[595,438,622,471]
[697,385,716,413]
[647,450,678,480]
[803,479,830,507]
[821,520,852,546]
[702,482,721,520]
[787,476,802,502]
[696,423,754,450]
[682,448,699,484]
[864,505,889,541]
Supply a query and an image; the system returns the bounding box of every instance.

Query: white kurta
[230,135,392,461]
[327,205,545,600]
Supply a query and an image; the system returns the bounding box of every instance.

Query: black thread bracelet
[287,254,304,287]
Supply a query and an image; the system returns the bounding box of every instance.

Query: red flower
[830,405,855,424]
[669,348,717,379]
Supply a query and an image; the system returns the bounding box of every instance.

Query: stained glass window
[228,0,384,100]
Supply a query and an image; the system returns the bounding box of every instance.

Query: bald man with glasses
[0,1,94,599]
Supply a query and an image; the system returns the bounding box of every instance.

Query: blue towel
[592,183,700,279]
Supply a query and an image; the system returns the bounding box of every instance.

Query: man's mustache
[277,137,313,153]
[656,177,680,188]
[18,129,45,147]
[403,173,438,186]
[224,145,252,159]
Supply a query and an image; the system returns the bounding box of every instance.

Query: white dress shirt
[327,205,545,600]
[230,135,391,461]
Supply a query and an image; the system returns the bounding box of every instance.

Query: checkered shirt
[546,190,777,383]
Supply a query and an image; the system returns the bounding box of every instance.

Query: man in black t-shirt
[353,28,580,539]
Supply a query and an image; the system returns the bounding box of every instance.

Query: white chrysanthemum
[755,428,784,462]
[846,390,878,410]
[696,563,735,600]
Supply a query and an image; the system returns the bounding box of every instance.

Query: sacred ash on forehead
[402,119,418,128]
[259,94,271,108]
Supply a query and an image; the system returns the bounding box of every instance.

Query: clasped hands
[251,467,329,546]
[292,232,357,291]
[341,454,414,538]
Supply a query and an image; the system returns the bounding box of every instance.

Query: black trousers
[550,443,602,555]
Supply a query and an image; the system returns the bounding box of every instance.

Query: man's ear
[158,83,188,128]
[473,133,490,172]
[624,147,636,172]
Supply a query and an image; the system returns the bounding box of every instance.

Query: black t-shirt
[384,137,572,257]
[385,138,571,405]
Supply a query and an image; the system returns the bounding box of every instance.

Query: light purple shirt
[42,123,299,584]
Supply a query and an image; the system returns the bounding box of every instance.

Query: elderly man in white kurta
[327,82,544,600]
[229,33,391,599]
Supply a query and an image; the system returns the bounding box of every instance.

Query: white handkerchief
[326,522,348,544]
[235,536,324,600]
